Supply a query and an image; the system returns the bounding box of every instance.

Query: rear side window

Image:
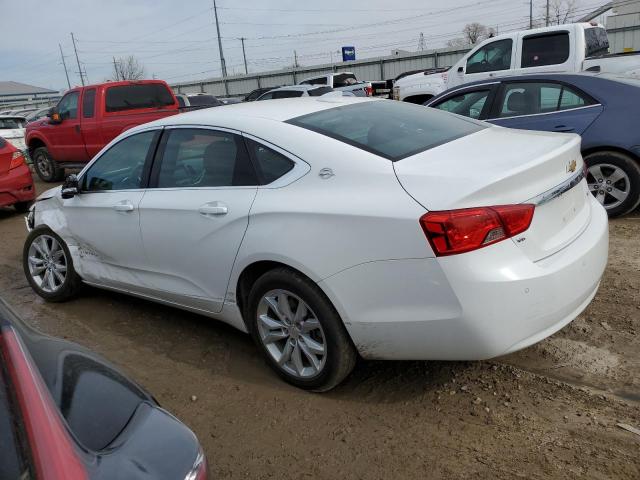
[105,84,175,112]
[246,140,294,184]
[521,32,570,68]
[272,90,304,99]
[333,73,358,87]
[156,129,257,188]
[82,89,96,118]
[288,101,485,161]
[308,87,333,96]
[187,95,222,107]
[499,82,593,118]
[585,27,609,57]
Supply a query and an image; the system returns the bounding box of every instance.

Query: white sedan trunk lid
[394,127,591,261]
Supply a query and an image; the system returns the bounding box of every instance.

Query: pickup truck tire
[33,147,65,183]
[584,151,640,217]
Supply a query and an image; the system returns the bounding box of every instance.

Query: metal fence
[171,46,471,97]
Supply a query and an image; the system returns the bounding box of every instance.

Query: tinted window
[466,39,513,74]
[499,82,592,118]
[585,27,609,57]
[247,140,294,184]
[176,96,186,107]
[82,89,96,118]
[57,91,79,120]
[521,32,570,68]
[105,84,175,112]
[272,90,304,99]
[0,117,25,129]
[432,90,491,119]
[288,101,485,161]
[187,95,222,107]
[308,86,333,96]
[333,73,358,87]
[257,92,274,100]
[156,129,256,188]
[82,131,156,191]
[301,77,327,86]
[0,137,5,148]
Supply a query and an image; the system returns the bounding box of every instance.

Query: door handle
[113,201,134,212]
[199,201,228,216]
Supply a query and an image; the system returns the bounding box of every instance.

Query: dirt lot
[1,178,639,479]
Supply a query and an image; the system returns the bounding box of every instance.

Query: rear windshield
[188,95,222,107]
[585,27,610,57]
[105,83,175,112]
[287,100,485,161]
[0,118,25,129]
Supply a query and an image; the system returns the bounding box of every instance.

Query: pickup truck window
[105,84,175,113]
[585,27,609,57]
[521,32,570,68]
[288,101,484,161]
[82,131,157,191]
[466,39,513,74]
[58,91,79,120]
[82,89,96,118]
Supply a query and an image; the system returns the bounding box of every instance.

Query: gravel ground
[1,178,638,479]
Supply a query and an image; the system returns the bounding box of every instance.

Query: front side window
[57,91,79,120]
[81,131,157,191]
[82,89,96,118]
[499,82,592,118]
[432,90,491,119]
[466,39,513,74]
[521,32,570,68]
[156,129,257,188]
[288,101,485,161]
[105,84,175,113]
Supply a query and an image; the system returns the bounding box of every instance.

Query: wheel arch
[27,136,47,156]
[582,145,640,164]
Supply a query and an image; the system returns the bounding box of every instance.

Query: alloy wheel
[36,152,52,178]
[256,289,327,379]
[27,234,67,293]
[587,163,630,210]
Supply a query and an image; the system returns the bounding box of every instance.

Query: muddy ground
[1,178,638,479]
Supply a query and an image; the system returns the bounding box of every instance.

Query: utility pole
[546,0,550,26]
[58,44,71,90]
[212,0,227,77]
[529,0,533,29]
[70,32,85,86]
[418,32,426,51]
[293,50,299,68]
[112,57,120,80]
[239,37,248,75]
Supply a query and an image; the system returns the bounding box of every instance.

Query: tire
[14,201,32,213]
[247,267,356,392]
[23,227,82,302]
[584,151,640,217]
[32,147,65,182]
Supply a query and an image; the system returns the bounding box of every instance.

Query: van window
[585,27,609,57]
[105,84,175,113]
[521,32,570,68]
[466,39,513,74]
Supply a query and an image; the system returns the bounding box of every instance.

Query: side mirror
[457,66,464,73]
[48,107,62,124]
[61,174,79,199]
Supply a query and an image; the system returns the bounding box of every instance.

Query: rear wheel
[247,268,356,392]
[23,227,82,302]
[33,147,65,182]
[585,151,640,217]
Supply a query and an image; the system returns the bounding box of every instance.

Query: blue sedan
[426,73,640,217]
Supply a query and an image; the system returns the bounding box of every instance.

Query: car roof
[136,96,380,129]
[269,85,328,92]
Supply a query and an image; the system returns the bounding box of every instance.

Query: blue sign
[342,46,356,62]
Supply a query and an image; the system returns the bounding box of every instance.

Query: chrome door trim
[486,103,602,122]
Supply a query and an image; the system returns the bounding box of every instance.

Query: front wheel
[248,268,356,392]
[33,147,65,182]
[23,227,82,302]
[585,151,640,217]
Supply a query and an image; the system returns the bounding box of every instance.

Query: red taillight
[9,151,25,170]
[1,328,88,480]
[420,204,535,256]
[365,85,373,96]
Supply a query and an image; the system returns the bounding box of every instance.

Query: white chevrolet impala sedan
[23,96,608,391]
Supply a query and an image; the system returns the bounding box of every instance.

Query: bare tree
[540,0,579,26]
[446,23,496,48]
[112,55,146,81]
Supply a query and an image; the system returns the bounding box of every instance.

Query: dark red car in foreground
[0,298,207,479]
[0,136,35,212]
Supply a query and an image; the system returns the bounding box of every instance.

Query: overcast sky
[1,0,606,91]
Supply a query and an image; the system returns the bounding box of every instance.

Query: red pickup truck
[26,80,179,182]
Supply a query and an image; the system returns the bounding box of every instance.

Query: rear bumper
[0,164,35,207]
[319,196,609,360]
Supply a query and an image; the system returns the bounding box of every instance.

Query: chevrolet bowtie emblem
[567,159,577,173]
